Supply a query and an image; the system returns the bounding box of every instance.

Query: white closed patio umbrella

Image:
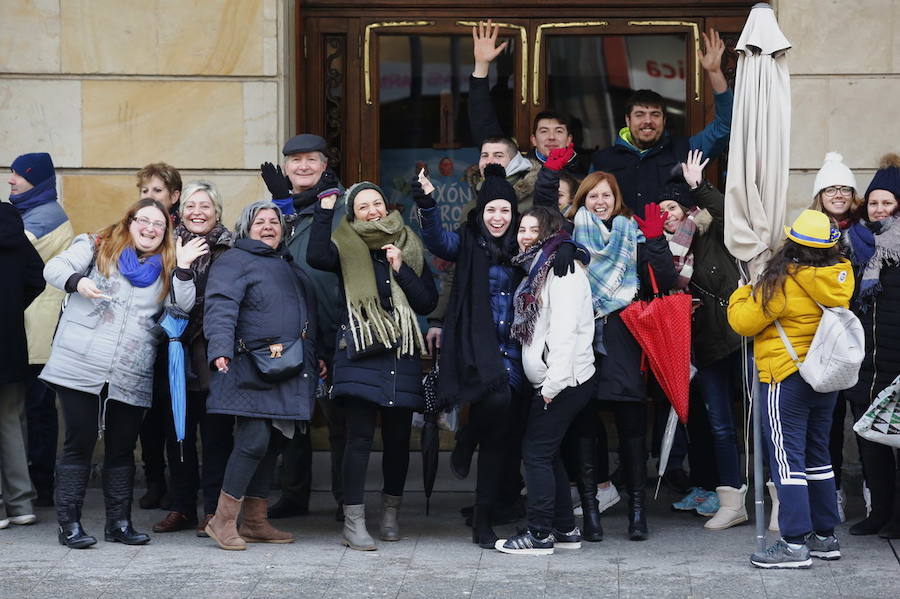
[723,2,793,553]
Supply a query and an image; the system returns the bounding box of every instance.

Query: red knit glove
[544,143,575,172]
[634,203,665,239]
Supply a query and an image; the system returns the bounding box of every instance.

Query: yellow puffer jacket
[727,259,854,383]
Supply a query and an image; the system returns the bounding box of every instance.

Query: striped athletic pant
[759,372,841,541]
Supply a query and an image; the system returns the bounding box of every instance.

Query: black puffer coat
[204,239,318,421]
[596,235,677,403]
[307,204,438,409]
[844,220,900,410]
[0,203,45,384]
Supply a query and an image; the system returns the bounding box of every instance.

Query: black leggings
[221,417,286,499]
[56,386,146,470]
[341,397,413,505]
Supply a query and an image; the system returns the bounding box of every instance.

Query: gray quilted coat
[39,234,196,408]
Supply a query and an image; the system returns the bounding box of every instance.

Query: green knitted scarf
[331,210,426,356]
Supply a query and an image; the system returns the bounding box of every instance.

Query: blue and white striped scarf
[573,207,643,317]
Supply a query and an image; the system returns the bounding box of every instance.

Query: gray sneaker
[750,538,812,569]
[806,533,841,560]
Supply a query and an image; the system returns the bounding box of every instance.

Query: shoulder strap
[774,320,802,368]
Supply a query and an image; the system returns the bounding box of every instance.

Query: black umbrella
[421,353,441,515]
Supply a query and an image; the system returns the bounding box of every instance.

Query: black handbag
[237,269,309,383]
[238,336,306,382]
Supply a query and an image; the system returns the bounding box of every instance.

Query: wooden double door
[298,1,751,197]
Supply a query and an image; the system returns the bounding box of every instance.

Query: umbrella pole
[749,347,766,553]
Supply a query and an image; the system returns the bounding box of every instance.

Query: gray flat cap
[282,134,327,156]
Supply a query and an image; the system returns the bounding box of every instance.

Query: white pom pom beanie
[813,152,857,196]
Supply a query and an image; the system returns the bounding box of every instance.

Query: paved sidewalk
[1,482,898,599]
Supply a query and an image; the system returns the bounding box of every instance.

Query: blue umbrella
[159,306,190,460]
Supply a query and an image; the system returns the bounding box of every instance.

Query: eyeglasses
[822,186,853,198]
[132,216,167,231]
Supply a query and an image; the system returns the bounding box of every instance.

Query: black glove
[260,162,292,199]
[410,178,435,209]
[552,242,577,277]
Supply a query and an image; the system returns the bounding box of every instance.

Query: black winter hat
[477,163,517,210]
[865,153,900,200]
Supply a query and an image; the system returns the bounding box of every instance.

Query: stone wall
[778,0,900,217]
[3,1,897,230]
[0,0,287,232]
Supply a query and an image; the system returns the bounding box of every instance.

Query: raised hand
[699,28,728,93]
[634,203,666,239]
[681,149,710,189]
[544,143,575,172]
[260,162,292,199]
[698,29,725,74]
[472,19,509,77]
[176,236,210,269]
[318,189,338,210]
[411,171,436,209]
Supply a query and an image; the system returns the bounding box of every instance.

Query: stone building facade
[1,0,898,231]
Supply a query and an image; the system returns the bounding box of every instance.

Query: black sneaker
[495,529,554,555]
[551,526,582,550]
[750,538,812,569]
[806,533,841,560]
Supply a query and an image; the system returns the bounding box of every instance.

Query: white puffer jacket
[521,262,596,399]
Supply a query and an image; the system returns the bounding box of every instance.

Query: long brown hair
[95,199,176,300]
[754,239,841,317]
[567,171,632,220]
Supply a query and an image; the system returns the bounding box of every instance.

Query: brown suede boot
[205,491,246,551]
[238,497,294,544]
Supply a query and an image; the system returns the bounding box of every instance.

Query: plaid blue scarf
[573,208,643,317]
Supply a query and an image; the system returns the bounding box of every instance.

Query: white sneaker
[0,518,9,530]
[835,489,846,524]
[9,514,37,526]
[596,483,621,513]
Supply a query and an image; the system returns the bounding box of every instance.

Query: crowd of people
[2,21,899,570]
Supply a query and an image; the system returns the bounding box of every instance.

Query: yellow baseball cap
[784,209,840,248]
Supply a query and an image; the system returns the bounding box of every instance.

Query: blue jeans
[694,351,743,488]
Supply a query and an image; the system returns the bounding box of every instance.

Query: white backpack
[774,303,864,393]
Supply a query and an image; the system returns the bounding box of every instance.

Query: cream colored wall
[0,0,288,233]
[777,0,900,219]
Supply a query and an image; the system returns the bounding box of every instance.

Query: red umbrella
[620,266,692,424]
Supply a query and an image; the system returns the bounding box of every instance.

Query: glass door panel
[545,33,688,155]
[377,33,518,230]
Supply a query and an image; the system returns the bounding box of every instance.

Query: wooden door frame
[298,2,754,184]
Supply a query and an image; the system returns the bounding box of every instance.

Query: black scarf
[438,210,519,407]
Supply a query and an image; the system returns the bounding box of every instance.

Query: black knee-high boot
[623,436,648,541]
[56,464,97,549]
[104,466,150,545]
[576,437,604,542]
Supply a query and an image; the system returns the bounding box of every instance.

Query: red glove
[634,203,665,239]
[543,143,575,172]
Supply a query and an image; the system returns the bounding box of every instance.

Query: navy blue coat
[204,239,317,421]
[418,206,526,393]
[307,205,438,410]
